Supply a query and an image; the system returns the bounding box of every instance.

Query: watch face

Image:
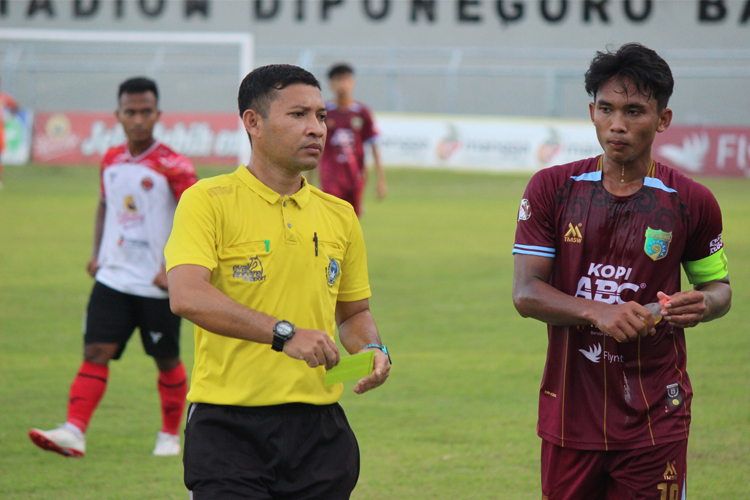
[276,322,294,337]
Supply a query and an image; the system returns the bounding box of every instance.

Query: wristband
[364,344,392,364]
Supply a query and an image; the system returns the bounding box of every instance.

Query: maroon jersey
[513,156,726,451]
[320,101,378,192]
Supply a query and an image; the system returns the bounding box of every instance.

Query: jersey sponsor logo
[327,259,341,287]
[141,177,154,191]
[575,263,641,304]
[518,199,531,221]
[124,195,137,213]
[233,257,267,283]
[666,382,683,408]
[149,331,163,344]
[579,344,601,362]
[564,222,583,243]
[644,227,673,261]
[579,344,624,364]
[117,235,150,249]
[663,460,678,481]
[709,233,723,255]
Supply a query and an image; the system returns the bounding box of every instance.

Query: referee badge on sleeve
[327,259,341,287]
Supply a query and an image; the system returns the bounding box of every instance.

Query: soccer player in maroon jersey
[512,44,732,500]
[316,63,386,216]
[29,77,198,458]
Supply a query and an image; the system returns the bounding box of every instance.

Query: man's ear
[656,108,673,134]
[243,109,262,139]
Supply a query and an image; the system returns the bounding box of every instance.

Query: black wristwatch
[272,320,296,352]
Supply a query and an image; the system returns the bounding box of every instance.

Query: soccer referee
[165,64,391,499]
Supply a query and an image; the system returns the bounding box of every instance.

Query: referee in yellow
[165,64,391,499]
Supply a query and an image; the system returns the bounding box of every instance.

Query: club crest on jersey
[518,199,531,221]
[141,177,154,191]
[644,227,672,261]
[233,257,266,283]
[350,116,363,130]
[124,195,137,213]
[327,259,341,287]
[666,382,683,408]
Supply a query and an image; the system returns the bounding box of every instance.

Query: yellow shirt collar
[236,165,311,208]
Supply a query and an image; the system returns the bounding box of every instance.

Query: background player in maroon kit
[316,63,386,216]
[512,44,732,500]
[29,77,197,458]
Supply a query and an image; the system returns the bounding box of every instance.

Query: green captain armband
[683,248,729,285]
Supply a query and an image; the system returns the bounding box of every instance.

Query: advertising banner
[32,112,243,165]
[653,126,750,178]
[2,109,34,166]
[375,113,602,173]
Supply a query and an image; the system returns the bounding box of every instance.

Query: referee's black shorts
[184,402,360,500]
[84,281,181,360]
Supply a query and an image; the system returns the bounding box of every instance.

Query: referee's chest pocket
[219,241,271,285]
[319,241,344,295]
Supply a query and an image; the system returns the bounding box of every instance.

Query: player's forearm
[338,309,382,355]
[91,201,106,258]
[513,278,601,327]
[696,279,732,322]
[168,273,276,344]
[371,144,385,180]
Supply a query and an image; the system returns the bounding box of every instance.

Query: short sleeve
[337,213,372,302]
[512,169,557,259]
[361,107,378,143]
[165,156,198,201]
[682,184,728,284]
[164,185,219,273]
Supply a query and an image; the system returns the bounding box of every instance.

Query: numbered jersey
[319,101,378,191]
[96,142,197,298]
[513,156,728,450]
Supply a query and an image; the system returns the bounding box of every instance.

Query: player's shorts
[322,183,363,216]
[541,438,687,500]
[84,281,181,360]
[184,402,360,500]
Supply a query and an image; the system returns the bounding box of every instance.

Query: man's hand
[283,329,340,370]
[86,258,99,278]
[376,179,387,200]
[592,301,656,343]
[153,264,169,291]
[657,290,707,328]
[353,348,390,395]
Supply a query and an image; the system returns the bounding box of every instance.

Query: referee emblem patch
[327,259,341,287]
[644,227,672,261]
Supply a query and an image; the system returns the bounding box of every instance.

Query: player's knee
[83,343,118,364]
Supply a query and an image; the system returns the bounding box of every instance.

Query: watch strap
[364,343,392,364]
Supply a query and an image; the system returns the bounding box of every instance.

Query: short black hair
[237,64,321,119]
[118,77,158,101]
[585,43,674,111]
[328,63,354,80]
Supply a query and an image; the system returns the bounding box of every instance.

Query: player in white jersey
[29,77,198,458]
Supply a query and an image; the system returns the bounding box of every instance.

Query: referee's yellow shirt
[164,166,371,407]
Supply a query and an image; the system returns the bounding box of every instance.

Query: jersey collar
[236,166,311,208]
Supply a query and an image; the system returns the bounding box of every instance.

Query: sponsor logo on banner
[1,109,34,166]
[653,125,750,178]
[32,112,243,165]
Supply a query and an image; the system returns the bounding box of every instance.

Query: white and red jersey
[95,141,197,298]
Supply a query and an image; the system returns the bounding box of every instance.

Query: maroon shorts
[541,439,687,500]
[322,183,363,216]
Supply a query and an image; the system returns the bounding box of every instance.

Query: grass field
[1,165,748,499]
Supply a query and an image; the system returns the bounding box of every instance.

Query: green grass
[1,165,748,499]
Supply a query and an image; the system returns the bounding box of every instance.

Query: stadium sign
[3,0,750,25]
